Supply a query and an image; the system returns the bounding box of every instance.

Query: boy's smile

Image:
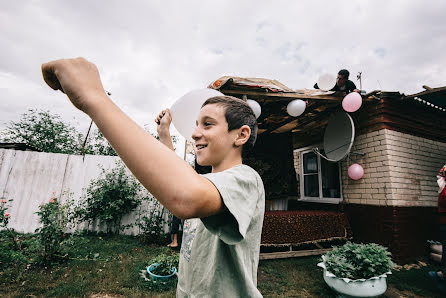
[192,104,242,173]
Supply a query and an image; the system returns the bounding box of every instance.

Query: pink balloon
[348,163,364,180]
[342,92,362,112]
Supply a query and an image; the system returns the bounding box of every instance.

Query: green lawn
[1,234,443,297]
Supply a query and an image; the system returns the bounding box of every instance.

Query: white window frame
[294,146,343,204]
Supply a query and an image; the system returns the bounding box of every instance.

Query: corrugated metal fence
[0,149,169,235]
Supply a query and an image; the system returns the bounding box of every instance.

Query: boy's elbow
[169,194,202,220]
[172,206,203,220]
[170,191,221,220]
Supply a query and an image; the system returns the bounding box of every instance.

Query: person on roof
[314,69,360,93]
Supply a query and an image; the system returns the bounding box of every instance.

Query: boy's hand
[41,57,107,113]
[155,109,172,136]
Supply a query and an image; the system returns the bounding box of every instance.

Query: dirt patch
[258,269,280,285]
[384,285,427,298]
[90,294,125,298]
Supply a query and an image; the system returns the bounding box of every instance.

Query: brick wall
[293,128,446,207]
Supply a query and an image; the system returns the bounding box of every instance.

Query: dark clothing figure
[440,224,446,270]
[429,164,446,294]
[314,80,357,93]
[437,170,446,271]
[170,215,182,235]
[168,215,182,249]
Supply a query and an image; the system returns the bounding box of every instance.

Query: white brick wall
[293,128,446,207]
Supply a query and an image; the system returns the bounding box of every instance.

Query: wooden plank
[259,248,332,260]
[261,102,338,134]
[221,89,344,101]
[405,85,446,99]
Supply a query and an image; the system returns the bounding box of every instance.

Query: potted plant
[317,242,395,297]
[147,252,179,280]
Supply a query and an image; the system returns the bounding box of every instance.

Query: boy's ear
[234,125,251,147]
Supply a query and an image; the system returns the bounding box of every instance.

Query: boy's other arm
[41,58,222,219]
[155,109,174,151]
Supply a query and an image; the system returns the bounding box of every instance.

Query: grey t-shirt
[176,164,265,297]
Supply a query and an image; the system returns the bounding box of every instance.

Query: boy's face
[192,104,240,172]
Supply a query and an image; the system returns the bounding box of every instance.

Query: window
[297,148,342,203]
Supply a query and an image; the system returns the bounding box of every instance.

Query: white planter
[317,262,391,298]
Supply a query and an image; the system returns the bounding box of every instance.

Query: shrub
[77,162,148,233]
[0,197,11,227]
[35,193,72,261]
[1,197,23,251]
[0,236,28,269]
[148,251,179,276]
[322,242,395,280]
[137,197,170,244]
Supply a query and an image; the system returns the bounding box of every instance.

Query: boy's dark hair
[202,95,258,152]
[338,69,350,78]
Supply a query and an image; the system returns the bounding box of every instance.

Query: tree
[1,109,180,156]
[82,125,179,157]
[1,109,82,154]
[83,129,118,156]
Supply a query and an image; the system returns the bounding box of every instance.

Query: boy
[42,57,265,297]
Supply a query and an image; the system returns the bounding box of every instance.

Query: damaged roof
[404,85,446,111]
[208,76,446,136]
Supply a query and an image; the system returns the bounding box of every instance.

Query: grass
[1,233,444,297]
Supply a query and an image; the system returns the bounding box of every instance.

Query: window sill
[298,197,343,204]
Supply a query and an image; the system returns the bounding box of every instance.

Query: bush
[35,194,72,261]
[1,197,23,251]
[148,250,179,276]
[137,197,170,244]
[77,162,148,233]
[0,197,12,228]
[0,231,28,269]
[322,242,395,280]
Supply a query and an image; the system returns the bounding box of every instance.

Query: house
[0,143,42,152]
[209,77,446,263]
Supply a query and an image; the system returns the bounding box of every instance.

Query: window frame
[294,146,343,204]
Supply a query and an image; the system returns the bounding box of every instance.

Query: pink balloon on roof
[342,92,362,113]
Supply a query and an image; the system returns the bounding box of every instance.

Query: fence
[0,148,169,235]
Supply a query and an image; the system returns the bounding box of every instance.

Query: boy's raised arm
[41,58,222,219]
[155,109,175,151]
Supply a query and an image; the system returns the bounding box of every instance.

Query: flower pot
[317,262,390,298]
[147,263,177,280]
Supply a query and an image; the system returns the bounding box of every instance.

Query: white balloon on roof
[247,99,261,119]
[287,99,306,117]
[317,73,336,91]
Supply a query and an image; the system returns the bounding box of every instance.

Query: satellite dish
[313,112,355,162]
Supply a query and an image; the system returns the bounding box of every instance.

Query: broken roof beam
[261,102,337,134]
[405,85,446,99]
[259,100,323,133]
[221,89,344,102]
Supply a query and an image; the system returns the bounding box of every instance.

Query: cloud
[1,0,446,134]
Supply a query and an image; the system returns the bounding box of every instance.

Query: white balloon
[246,99,261,119]
[287,100,306,117]
[317,73,336,91]
[170,88,223,142]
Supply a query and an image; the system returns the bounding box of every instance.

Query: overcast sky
[1,0,446,139]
